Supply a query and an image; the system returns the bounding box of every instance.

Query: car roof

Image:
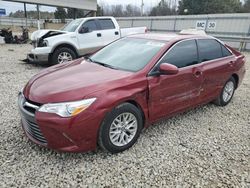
[75,16,114,21]
[129,32,214,42]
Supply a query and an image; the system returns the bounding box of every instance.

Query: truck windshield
[61,19,82,32]
[90,38,166,72]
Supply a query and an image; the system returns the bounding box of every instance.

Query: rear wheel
[214,77,236,106]
[98,103,143,153]
[51,47,77,65]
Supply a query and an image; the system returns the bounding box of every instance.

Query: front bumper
[18,93,104,153]
[27,46,51,63]
[27,53,49,63]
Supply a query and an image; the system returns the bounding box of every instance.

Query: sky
[0,0,246,15]
[0,0,163,15]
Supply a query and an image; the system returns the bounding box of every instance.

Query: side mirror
[79,27,89,34]
[159,63,179,75]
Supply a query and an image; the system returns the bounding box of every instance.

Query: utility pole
[24,3,27,28]
[36,5,40,30]
[141,0,144,16]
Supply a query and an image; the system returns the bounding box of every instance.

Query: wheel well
[126,100,146,127]
[51,44,79,58]
[232,74,239,89]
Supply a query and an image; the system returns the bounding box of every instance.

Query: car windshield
[90,38,166,72]
[61,19,82,32]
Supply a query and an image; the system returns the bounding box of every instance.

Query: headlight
[38,98,96,117]
[42,40,48,47]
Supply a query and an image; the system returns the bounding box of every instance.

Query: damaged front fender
[31,29,67,47]
[31,29,66,41]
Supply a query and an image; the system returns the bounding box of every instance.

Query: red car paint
[19,33,246,152]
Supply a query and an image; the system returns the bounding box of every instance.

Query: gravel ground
[0,44,249,187]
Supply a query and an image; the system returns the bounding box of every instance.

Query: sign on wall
[196,20,217,30]
[207,21,216,30]
[196,20,207,30]
[0,8,6,16]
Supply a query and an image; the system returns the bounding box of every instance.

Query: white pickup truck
[28,17,147,65]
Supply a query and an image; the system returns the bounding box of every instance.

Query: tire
[98,103,143,153]
[213,77,236,106]
[51,47,77,65]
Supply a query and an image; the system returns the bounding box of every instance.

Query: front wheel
[214,77,236,106]
[98,103,143,153]
[51,47,77,65]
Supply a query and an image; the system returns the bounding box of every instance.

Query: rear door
[77,19,102,55]
[197,39,235,102]
[96,18,120,46]
[147,39,204,122]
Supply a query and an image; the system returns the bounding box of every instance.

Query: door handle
[228,61,234,67]
[115,31,119,35]
[97,33,102,37]
[194,71,202,77]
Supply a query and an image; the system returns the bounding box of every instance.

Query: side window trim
[221,43,233,57]
[97,18,116,30]
[195,39,200,64]
[80,19,100,32]
[198,53,234,65]
[197,38,233,64]
[148,39,199,76]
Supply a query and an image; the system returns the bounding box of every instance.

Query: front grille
[18,93,47,145]
[22,118,47,144]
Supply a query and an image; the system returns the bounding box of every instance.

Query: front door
[147,39,204,122]
[77,19,102,56]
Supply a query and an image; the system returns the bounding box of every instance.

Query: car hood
[23,59,133,104]
[31,29,67,41]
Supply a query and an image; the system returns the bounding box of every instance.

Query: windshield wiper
[95,62,119,70]
[86,57,118,70]
[85,56,93,62]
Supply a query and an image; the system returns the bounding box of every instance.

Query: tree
[149,1,176,16]
[97,4,104,16]
[54,7,67,22]
[110,5,124,17]
[67,8,86,18]
[124,4,141,17]
[9,10,54,19]
[178,0,242,15]
[242,0,250,12]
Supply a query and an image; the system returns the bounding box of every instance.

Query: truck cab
[28,17,147,65]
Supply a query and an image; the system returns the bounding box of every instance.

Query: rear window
[197,39,223,62]
[99,19,115,30]
[221,45,232,57]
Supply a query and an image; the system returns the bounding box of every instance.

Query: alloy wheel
[109,112,138,147]
[58,52,73,64]
[222,80,235,102]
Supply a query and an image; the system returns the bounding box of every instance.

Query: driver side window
[159,40,198,68]
[81,20,98,32]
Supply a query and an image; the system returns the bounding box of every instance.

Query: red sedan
[18,33,246,153]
